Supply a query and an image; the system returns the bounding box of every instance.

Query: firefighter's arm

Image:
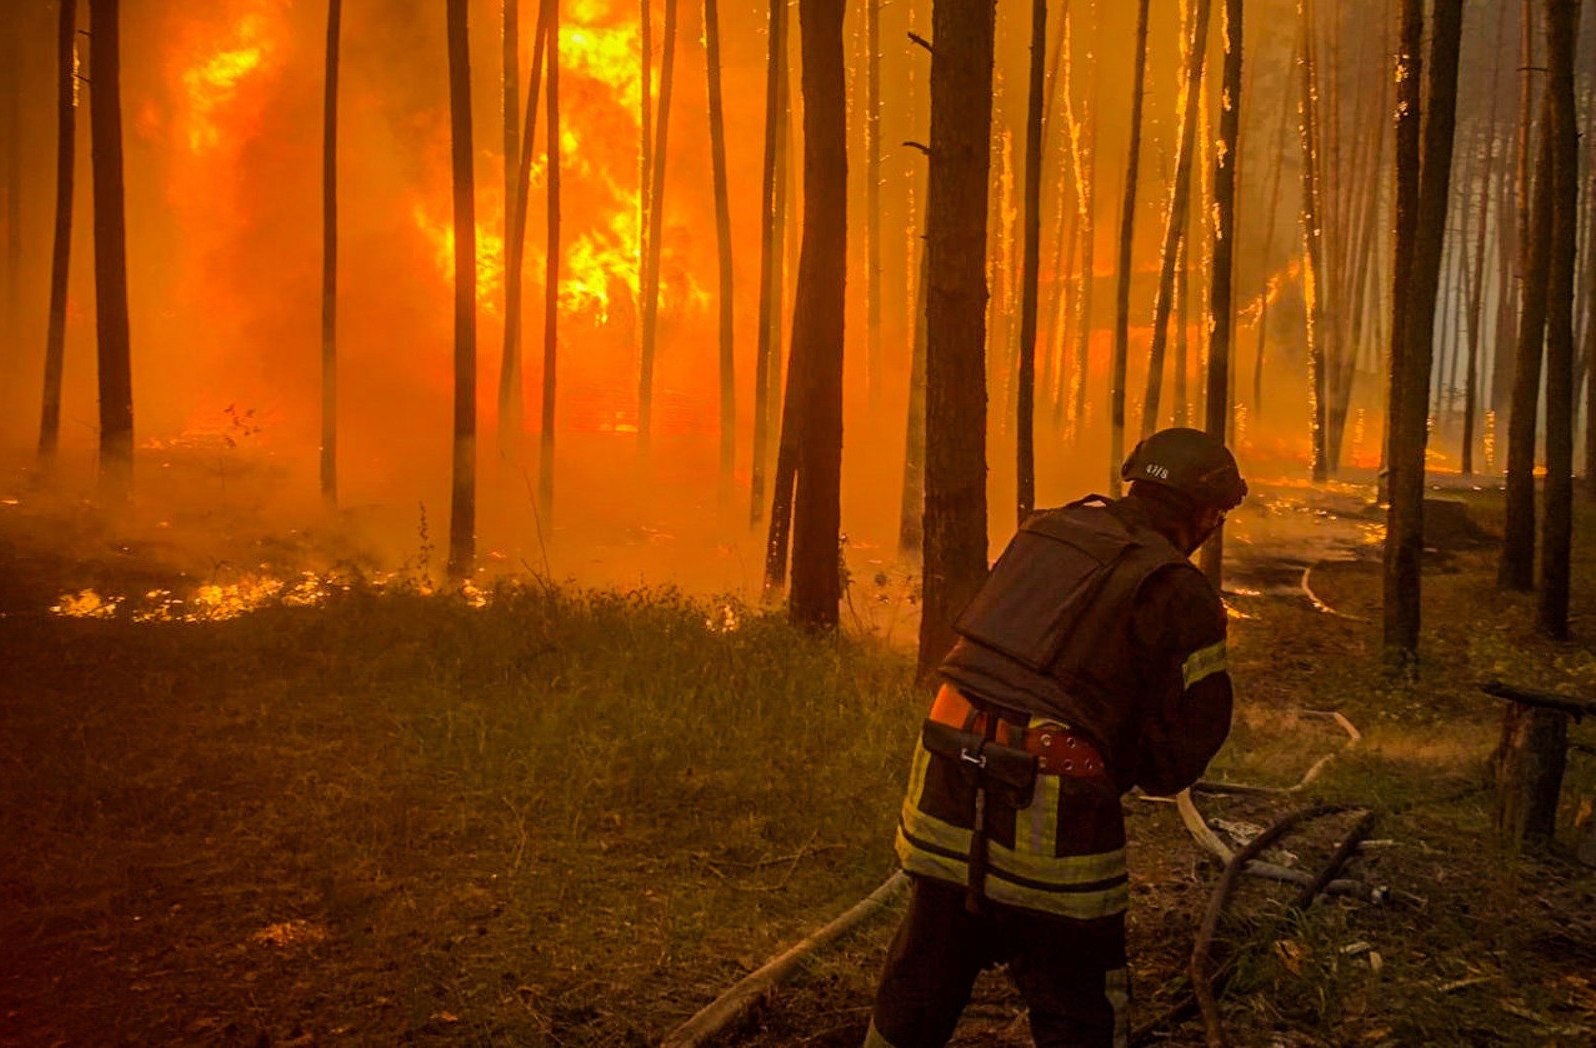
[1130,566,1234,797]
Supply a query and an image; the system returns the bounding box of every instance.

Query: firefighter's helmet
[1121,427,1248,510]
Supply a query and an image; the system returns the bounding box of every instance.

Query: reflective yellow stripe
[1181,639,1227,689]
[896,828,1130,919]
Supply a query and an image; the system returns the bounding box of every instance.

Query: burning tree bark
[1384,0,1463,663]
[1297,0,1330,482]
[786,0,846,632]
[445,0,477,580]
[1014,0,1046,525]
[320,0,340,506]
[638,0,680,456]
[704,0,735,509]
[749,0,787,528]
[90,0,134,501]
[38,0,76,466]
[918,0,995,677]
[1198,0,1241,589]
[1108,0,1150,495]
[498,0,517,464]
[1141,0,1212,439]
[1537,0,1578,640]
[538,4,560,520]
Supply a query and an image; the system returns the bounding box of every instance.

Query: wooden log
[1493,703,1570,848]
[1481,680,1596,720]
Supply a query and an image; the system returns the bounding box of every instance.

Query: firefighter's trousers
[864,876,1128,1048]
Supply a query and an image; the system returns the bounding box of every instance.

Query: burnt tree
[1015,0,1046,523]
[538,5,560,518]
[787,0,847,631]
[38,0,76,464]
[749,0,788,527]
[445,0,477,579]
[320,0,340,504]
[918,0,996,676]
[705,0,735,506]
[1108,0,1151,493]
[90,0,133,500]
[638,0,680,455]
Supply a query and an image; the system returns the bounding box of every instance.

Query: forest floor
[2,474,1595,1047]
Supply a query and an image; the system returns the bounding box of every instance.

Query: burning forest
[2,0,1596,1045]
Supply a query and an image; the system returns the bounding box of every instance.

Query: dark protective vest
[938,497,1193,789]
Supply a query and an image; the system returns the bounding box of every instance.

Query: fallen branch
[1288,810,1379,912]
[1480,680,1596,721]
[1190,805,1358,1048]
[657,872,909,1048]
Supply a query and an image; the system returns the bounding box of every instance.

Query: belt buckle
[959,747,988,768]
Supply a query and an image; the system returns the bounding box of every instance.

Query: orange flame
[179,13,271,152]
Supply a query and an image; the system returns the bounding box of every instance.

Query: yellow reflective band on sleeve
[1181,640,1228,689]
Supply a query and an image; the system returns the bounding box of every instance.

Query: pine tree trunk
[39,0,76,465]
[497,0,517,465]
[1537,0,1578,640]
[1141,0,1212,439]
[89,0,134,501]
[638,0,679,455]
[445,0,478,580]
[1298,0,1330,482]
[1252,50,1297,422]
[1501,100,1554,591]
[538,8,560,520]
[865,0,883,413]
[499,0,553,462]
[1015,0,1046,525]
[1463,15,1506,477]
[1063,6,1096,444]
[1383,0,1463,662]
[320,0,341,505]
[787,0,847,632]
[1198,0,1241,588]
[918,0,996,678]
[749,0,787,527]
[1109,0,1151,492]
[899,243,928,556]
[705,0,734,508]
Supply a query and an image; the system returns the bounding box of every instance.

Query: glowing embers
[250,919,328,949]
[52,572,337,624]
[178,10,277,153]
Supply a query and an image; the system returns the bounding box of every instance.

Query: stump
[1493,704,1570,848]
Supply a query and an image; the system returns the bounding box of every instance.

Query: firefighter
[863,427,1247,1048]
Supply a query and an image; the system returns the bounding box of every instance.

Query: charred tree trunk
[1463,12,1507,478]
[499,0,552,462]
[1298,0,1330,481]
[39,0,76,465]
[787,0,847,632]
[320,0,341,505]
[1252,51,1297,421]
[1500,101,1554,591]
[1141,0,1212,438]
[1015,0,1046,524]
[1198,0,1240,588]
[705,0,734,507]
[866,0,883,413]
[638,0,679,455]
[1537,0,1577,640]
[899,242,928,556]
[749,0,787,527]
[1383,0,1462,663]
[1109,0,1151,492]
[445,0,477,579]
[918,0,996,678]
[90,0,133,501]
[1494,704,1569,849]
[538,8,560,519]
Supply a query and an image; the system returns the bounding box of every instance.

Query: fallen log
[1480,680,1596,720]
[657,872,908,1048]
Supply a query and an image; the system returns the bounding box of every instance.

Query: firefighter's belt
[920,720,1038,809]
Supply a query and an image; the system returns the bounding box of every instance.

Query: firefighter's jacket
[893,496,1233,920]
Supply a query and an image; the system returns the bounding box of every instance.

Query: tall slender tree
[1141,0,1212,438]
[445,0,478,579]
[1462,45,1504,478]
[1500,100,1554,590]
[1109,0,1151,493]
[1015,0,1047,524]
[1298,0,1330,481]
[500,0,553,461]
[637,0,679,455]
[865,0,883,412]
[1384,0,1463,662]
[1065,2,1097,445]
[39,0,77,465]
[918,0,996,677]
[1199,0,1241,588]
[1537,0,1578,639]
[90,0,133,501]
[320,0,341,504]
[538,4,560,518]
[705,0,735,506]
[749,0,788,527]
[1251,47,1298,420]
